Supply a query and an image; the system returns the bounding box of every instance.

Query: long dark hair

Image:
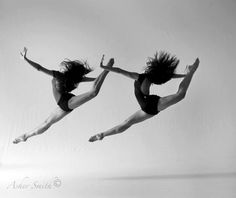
[58,59,92,92]
[144,51,179,85]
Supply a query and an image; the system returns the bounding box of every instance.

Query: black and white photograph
[0,0,236,197]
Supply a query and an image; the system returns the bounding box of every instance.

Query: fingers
[20,47,28,59]
[100,55,114,67]
[24,47,28,55]
[20,51,24,59]
[101,54,105,61]
[22,47,28,54]
[100,55,105,67]
[100,54,105,66]
[109,58,114,64]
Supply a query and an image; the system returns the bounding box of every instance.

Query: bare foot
[89,133,104,142]
[100,55,114,69]
[186,58,200,74]
[13,134,28,144]
[106,58,114,67]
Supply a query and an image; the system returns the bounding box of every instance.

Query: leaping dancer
[13,47,114,144]
[89,52,199,142]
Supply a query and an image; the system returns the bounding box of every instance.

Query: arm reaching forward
[172,74,186,78]
[20,47,53,76]
[81,77,96,82]
[100,55,139,80]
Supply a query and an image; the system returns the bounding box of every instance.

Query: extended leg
[158,58,199,111]
[68,58,114,109]
[89,110,153,142]
[13,107,68,144]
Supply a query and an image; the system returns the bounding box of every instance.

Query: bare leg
[89,110,153,142]
[179,58,199,93]
[68,58,114,109]
[89,58,200,142]
[158,58,199,111]
[13,107,68,144]
[13,58,114,144]
[13,66,111,144]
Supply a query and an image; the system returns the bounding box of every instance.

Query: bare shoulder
[129,72,139,80]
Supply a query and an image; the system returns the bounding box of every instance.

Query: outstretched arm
[102,66,139,80]
[172,74,186,78]
[81,77,96,82]
[100,55,138,80]
[20,47,53,76]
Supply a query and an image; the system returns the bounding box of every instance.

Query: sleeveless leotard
[134,74,160,115]
[53,71,75,112]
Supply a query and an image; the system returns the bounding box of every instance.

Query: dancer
[13,47,114,144]
[89,52,199,142]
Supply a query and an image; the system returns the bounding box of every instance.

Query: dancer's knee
[90,87,99,97]
[177,89,186,101]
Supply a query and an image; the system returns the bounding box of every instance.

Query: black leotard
[53,71,75,112]
[134,74,160,115]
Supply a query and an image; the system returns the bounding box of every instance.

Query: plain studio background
[0,0,236,197]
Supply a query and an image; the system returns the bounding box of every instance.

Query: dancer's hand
[185,58,200,74]
[20,47,28,60]
[106,58,114,67]
[100,55,114,69]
